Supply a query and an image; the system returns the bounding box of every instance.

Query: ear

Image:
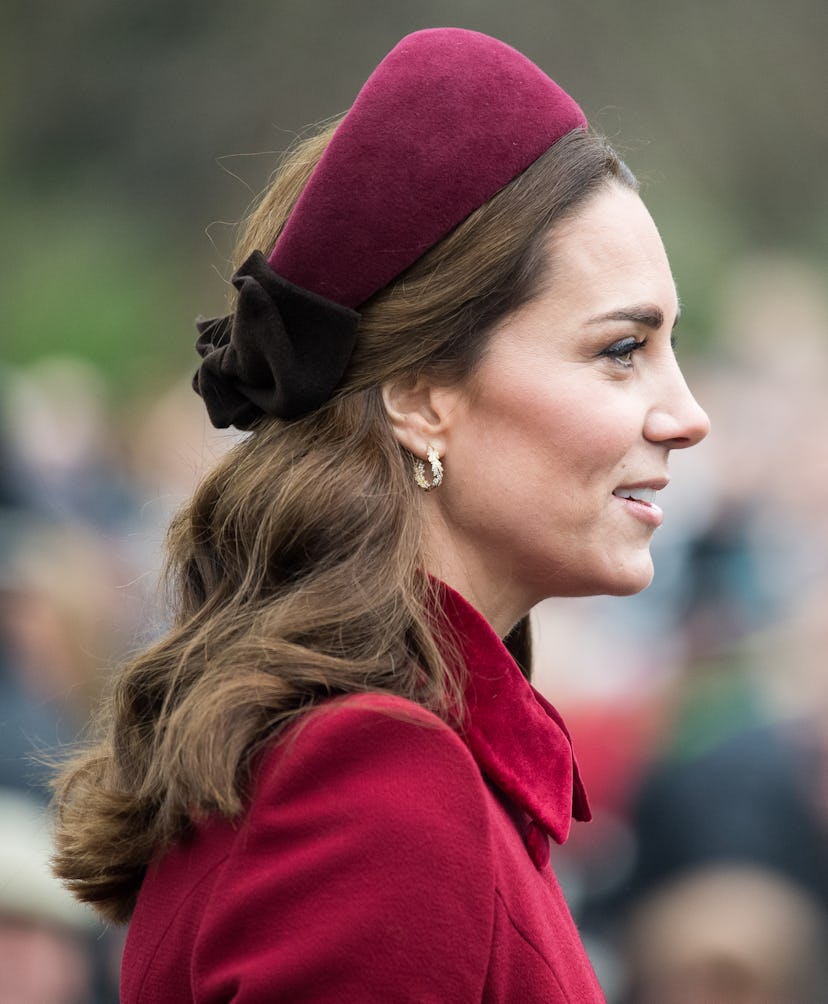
[382,376,458,459]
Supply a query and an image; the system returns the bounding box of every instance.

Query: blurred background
[1,1,826,1001]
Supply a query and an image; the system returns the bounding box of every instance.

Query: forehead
[544,183,679,317]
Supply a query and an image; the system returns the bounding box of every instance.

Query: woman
[53,28,709,1002]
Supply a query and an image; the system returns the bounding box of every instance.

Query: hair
[52,122,637,923]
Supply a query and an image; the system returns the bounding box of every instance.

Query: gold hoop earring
[413,445,443,491]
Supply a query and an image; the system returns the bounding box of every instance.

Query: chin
[534,552,655,601]
[547,570,654,600]
[606,559,655,596]
[583,550,655,597]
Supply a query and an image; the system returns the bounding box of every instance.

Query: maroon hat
[194,28,586,429]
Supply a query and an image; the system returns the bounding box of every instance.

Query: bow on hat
[193,252,358,429]
[193,28,587,429]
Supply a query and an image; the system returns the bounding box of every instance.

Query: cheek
[511,392,631,487]
[457,392,606,519]
[451,365,641,507]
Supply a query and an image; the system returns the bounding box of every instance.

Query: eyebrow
[586,304,681,330]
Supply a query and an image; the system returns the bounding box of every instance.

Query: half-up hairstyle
[52,120,636,923]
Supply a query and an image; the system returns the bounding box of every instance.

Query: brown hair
[52,123,636,923]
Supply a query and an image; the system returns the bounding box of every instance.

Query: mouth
[612,486,659,505]
[612,483,666,529]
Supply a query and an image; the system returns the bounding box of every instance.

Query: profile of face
[385,182,710,634]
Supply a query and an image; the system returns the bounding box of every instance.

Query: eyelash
[601,337,648,367]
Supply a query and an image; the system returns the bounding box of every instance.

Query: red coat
[121,584,605,1002]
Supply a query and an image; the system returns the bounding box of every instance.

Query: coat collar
[434,581,591,861]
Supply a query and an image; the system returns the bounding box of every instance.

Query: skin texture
[385,182,710,636]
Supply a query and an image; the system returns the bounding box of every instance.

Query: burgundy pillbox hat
[194,28,586,429]
[270,28,586,309]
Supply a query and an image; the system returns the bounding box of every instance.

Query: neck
[421,506,531,637]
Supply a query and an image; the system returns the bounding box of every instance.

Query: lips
[612,483,666,529]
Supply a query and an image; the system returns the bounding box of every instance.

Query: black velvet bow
[192,251,361,429]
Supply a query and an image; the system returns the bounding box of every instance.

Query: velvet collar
[435,581,591,866]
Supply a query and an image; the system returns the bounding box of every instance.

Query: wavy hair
[52,124,636,923]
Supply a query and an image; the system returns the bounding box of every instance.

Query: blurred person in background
[0,366,140,1002]
[576,259,828,1003]
[623,864,828,1004]
[1,358,137,532]
[616,560,828,1004]
[0,788,98,1004]
[0,523,129,1002]
[0,519,126,798]
[51,28,708,1002]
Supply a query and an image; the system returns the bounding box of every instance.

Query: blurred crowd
[0,253,826,1003]
[536,254,828,1003]
[0,358,237,1003]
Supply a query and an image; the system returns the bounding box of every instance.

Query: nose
[644,362,710,449]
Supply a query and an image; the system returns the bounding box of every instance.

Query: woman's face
[422,182,710,633]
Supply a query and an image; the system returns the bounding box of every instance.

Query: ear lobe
[382,378,447,458]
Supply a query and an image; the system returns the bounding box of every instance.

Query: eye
[600,336,648,367]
